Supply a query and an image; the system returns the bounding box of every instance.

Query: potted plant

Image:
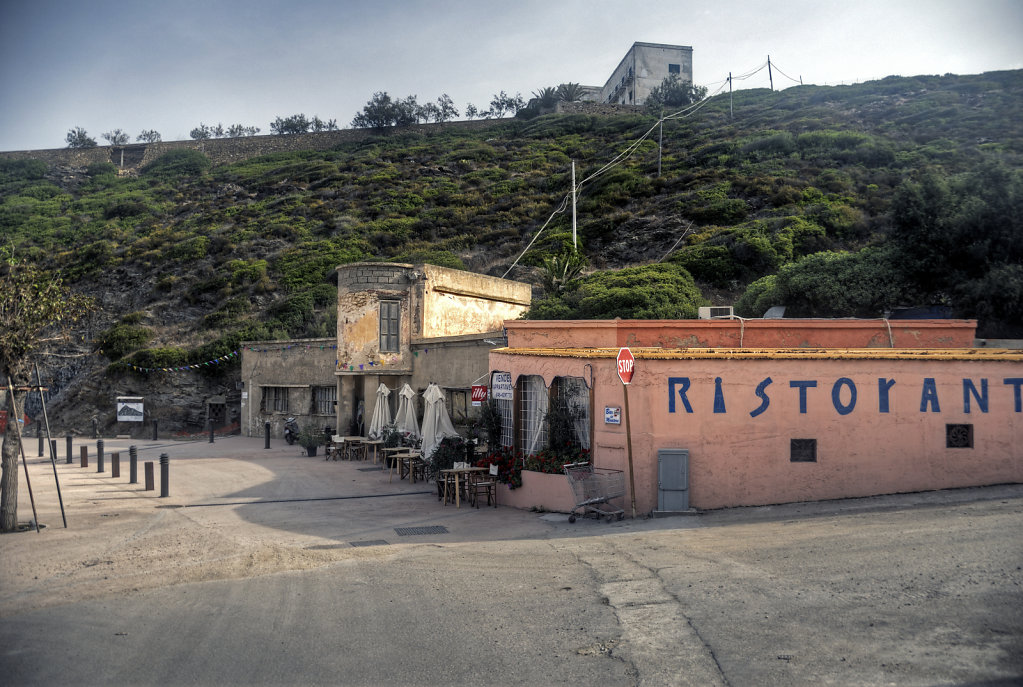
[297,424,323,457]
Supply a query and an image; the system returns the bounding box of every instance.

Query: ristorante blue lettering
[663,377,1023,415]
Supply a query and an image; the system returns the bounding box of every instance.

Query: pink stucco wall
[505,319,977,350]
[490,348,1023,512]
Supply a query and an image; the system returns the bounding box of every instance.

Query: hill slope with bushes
[3,70,1021,432]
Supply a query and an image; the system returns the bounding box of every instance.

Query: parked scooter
[283,417,299,445]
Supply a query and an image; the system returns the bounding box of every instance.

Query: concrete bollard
[129,445,138,484]
[66,434,73,464]
[160,453,169,497]
[96,439,105,473]
[264,422,271,449]
[111,452,120,478]
[144,462,154,491]
[80,445,88,468]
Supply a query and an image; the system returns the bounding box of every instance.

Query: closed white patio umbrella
[367,383,392,439]
[395,383,420,440]
[421,383,459,461]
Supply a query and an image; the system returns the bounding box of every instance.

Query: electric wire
[500,56,798,277]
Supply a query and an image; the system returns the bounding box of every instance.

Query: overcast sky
[1,0,1021,152]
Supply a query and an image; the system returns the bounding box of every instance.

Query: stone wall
[0,119,505,170]
[555,101,645,116]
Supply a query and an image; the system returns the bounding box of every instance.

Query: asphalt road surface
[2,436,1021,686]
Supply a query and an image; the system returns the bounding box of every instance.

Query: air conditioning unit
[698,306,734,319]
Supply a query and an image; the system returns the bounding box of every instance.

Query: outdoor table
[395,450,423,483]
[382,447,407,480]
[363,439,384,463]
[439,467,486,508]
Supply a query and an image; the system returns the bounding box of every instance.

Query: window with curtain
[553,376,590,450]
[517,375,549,455]
[261,386,289,413]
[313,386,336,415]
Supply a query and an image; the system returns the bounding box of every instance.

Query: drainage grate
[394,525,449,536]
[357,467,384,472]
[349,540,389,547]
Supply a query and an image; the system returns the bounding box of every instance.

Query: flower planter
[497,470,576,512]
[305,446,318,457]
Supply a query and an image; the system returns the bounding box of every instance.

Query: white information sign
[116,398,144,423]
[604,406,621,425]
[492,372,513,401]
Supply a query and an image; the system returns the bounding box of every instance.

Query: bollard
[264,422,271,449]
[38,426,44,457]
[129,445,138,484]
[111,452,120,478]
[97,439,105,473]
[152,419,158,441]
[80,445,88,468]
[92,417,98,439]
[144,462,154,491]
[50,439,58,463]
[159,453,169,497]
[209,420,215,444]
[66,434,73,464]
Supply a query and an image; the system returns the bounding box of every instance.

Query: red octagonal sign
[616,347,635,385]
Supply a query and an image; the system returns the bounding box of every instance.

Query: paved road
[2,437,1021,685]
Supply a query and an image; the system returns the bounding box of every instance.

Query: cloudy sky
[1,0,1020,152]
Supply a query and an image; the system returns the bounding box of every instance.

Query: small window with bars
[313,386,336,415]
[379,300,400,352]
[261,387,289,413]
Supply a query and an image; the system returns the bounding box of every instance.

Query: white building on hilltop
[579,42,695,106]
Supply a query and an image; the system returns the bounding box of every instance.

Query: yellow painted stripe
[493,347,1023,362]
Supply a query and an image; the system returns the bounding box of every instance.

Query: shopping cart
[563,462,626,522]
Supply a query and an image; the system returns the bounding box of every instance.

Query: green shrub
[142,149,211,179]
[734,247,912,318]
[526,263,706,320]
[0,158,47,182]
[98,324,153,360]
[86,162,118,176]
[170,235,209,262]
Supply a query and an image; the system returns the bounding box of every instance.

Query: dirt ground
[3,436,1022,686]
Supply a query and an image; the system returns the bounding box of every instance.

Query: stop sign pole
[617,348,637,519]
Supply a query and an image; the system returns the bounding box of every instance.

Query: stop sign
[616,347,635,385]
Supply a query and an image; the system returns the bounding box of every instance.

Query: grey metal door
[658,448,689,511]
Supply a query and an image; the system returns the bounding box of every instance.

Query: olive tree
[0,250,92,531]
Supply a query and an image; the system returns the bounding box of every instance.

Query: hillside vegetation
[2,70,1022,431]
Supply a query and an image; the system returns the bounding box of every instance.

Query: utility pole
[657,119,663,177]
[768,55,774,91]
[729,72,733,119]
[571,160,577,252]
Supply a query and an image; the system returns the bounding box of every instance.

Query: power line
[501,55,803,277]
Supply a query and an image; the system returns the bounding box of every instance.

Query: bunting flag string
[128,350,240,374]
